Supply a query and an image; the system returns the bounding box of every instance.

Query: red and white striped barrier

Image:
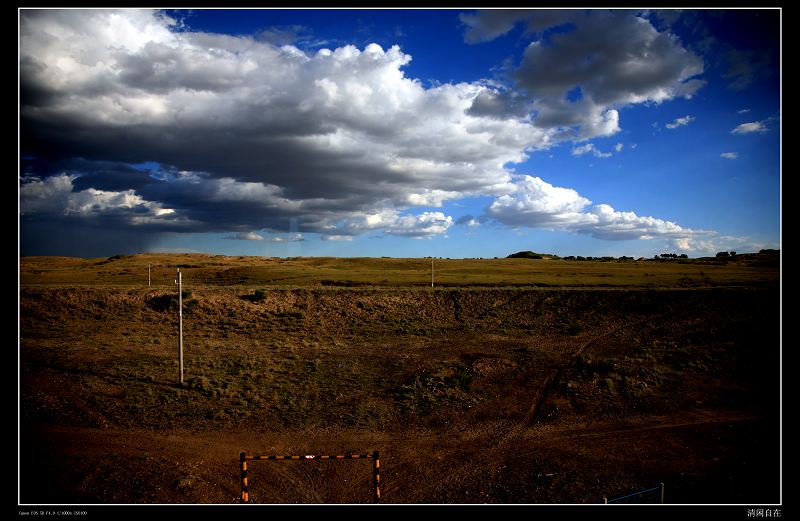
[240,451,381,503]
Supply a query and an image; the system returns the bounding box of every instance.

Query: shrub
[253,288,266,301]
[600,377,616,393]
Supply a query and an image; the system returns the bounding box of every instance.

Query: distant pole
[431,258,434,288]
[148,262,151,287]
[175,268,184,384]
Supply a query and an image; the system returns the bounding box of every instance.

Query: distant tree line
[501,248,778,262]
[561,255,625,261]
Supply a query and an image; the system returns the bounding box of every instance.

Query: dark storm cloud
[256,24,323,48]
[460,9,705,137]
[22,120,414,201]
[515,11,704,111]
[466,90,532,120]
[459,9,535,43]
[644,9,779,92]
[20,220,155,257]
[63,160,155,192]
[20,9,535,246]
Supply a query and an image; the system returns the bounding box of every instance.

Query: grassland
[18,252,780,504]
[20,251,779,288]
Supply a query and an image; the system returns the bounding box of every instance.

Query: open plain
[19,253,780,504]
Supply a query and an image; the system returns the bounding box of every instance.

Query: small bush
[253,288,266,301]
[184,299,198,314]
[146,294,177,312]
[600,377,616,393]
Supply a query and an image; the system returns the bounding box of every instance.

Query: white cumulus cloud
[720,152,738,159]
[572,143,613,158]
[269,233,305,243]
[487,175,714,243]
[20,174,181,225]
[666,115,695,129]
[226,232,264,241]
[731,121,768,134]
[385,211,454,238]
[487,176,594,228]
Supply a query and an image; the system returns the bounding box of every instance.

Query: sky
[18,8,781,259]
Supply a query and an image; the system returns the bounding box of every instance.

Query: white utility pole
[175,268,184,384]
[148,262,151,287]
[431,258,434,288]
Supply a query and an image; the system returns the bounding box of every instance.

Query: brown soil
[19,282,780,504]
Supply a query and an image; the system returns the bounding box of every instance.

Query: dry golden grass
[20,251,779,288]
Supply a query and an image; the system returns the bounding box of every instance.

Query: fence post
[660,482,665,504]
[603,497,608,504]
[372,451,381,503]
[175,268,184,385]
[241,452,249,503]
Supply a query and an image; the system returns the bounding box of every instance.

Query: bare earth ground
[19,254,780,504]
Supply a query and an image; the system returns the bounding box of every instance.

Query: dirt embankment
[20,285,771,339]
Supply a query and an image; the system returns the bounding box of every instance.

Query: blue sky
[19,8,780,258]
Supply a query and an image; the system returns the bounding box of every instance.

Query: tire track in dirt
[557,411,760,442]
[405,313,670,502]
[523,312,670,425]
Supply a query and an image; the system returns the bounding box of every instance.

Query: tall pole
[176,268,184,384]
[431,258,434,288]
[148,262,151,287]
